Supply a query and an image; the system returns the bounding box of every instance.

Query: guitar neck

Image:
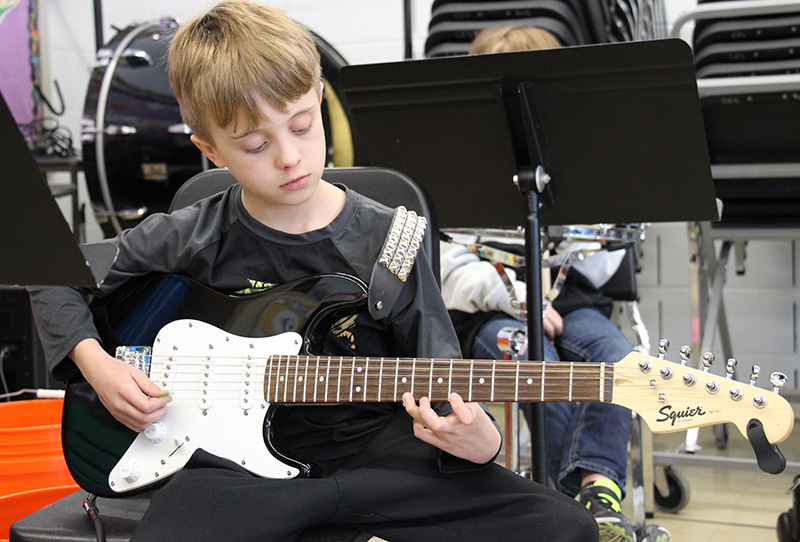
[263,356,614,404]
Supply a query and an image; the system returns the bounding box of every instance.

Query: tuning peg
[770,372,788,394]
[749,365,761,386]
[701,352,715,373]
[679,345,692,366]
[657,339,669,360]
[725,358,737,380]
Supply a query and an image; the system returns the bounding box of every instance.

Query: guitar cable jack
[82,493,106,542]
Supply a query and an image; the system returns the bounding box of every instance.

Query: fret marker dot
[402,377,407,383]
[527,378,533,385]
[437,377,443,384]
[319,377,325,382]
[279,376,284,382]
[357,367,363,373]
[479,377,485,384]
[356,386,361,392]
[298,376,303,382]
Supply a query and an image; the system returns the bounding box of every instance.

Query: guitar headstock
[613,341,794,474]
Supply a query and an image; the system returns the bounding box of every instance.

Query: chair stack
[424,0,667,58]
[0,399,79,542]
[693,0,800,79]
[685,0,800,228]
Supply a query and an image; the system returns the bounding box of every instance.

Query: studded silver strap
[378,206,427,282]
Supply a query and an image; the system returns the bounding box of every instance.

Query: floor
[373,400,800,542]
[631,421,800,541]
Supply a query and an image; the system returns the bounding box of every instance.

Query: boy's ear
[191,135,226,168]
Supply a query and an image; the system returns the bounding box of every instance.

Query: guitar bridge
[116,346,152,376]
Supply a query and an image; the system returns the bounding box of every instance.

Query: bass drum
[82,20,363,238]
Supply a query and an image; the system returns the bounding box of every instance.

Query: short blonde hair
[469,26,561,55]
[168,0,321,142]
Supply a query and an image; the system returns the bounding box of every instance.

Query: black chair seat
[10,490,371,542]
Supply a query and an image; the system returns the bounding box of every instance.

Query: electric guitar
[62,273,795,498]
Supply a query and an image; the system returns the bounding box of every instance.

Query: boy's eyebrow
[231,104,316,140]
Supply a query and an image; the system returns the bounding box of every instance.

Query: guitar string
[140,355,746,381]
[142,358,752,383]
[144,357,758,403]
[155,383,745,406]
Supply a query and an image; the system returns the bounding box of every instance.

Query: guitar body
[62,273,369,497]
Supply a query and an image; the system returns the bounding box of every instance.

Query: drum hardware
[83,125,138,136]
[463,243,526,269]
[168,123,191,135]
[547,223,648,247]
[446,223,648,249]
[444,227,525,239]
[92,206,148,224]
[95,46,158,68]
[542,248,600,309]
[497,322,528,475]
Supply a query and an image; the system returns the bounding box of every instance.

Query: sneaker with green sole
[636,523,672,542]
[576,479,636,542]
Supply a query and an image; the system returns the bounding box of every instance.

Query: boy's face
[191,85,327,214]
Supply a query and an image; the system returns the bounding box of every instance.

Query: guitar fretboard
[263,356,614,404]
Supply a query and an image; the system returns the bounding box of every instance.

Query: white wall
[35,1,800,388]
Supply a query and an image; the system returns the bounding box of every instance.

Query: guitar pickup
[240,360,257,411]
[199,358,216,411]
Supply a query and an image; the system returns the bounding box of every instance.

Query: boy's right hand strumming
[71,338,172,432]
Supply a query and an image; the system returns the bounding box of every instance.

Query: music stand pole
[516,168,547,485]
[515,77,557,485]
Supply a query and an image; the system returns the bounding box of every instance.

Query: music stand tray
[340,38,719,228]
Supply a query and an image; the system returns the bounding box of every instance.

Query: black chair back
[170,166,440,282]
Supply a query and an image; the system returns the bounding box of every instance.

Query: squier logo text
[656,405,707,426]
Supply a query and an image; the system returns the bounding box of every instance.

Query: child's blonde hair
[168,0,321,142]
[469,26,561,55]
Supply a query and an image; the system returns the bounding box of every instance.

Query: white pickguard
[109,319,304,493]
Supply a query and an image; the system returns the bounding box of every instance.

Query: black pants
[132,409,598,542]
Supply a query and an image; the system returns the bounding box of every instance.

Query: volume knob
[119,462,141,483]
[144,422,166,443]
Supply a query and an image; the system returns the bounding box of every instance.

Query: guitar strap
[368,206,427,320]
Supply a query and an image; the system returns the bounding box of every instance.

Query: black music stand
[0,91,115,287]
[340,38,719,482]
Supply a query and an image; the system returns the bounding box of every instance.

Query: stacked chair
[684,0,800,228]
[0,399,79,542]
[651,0,800,524]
